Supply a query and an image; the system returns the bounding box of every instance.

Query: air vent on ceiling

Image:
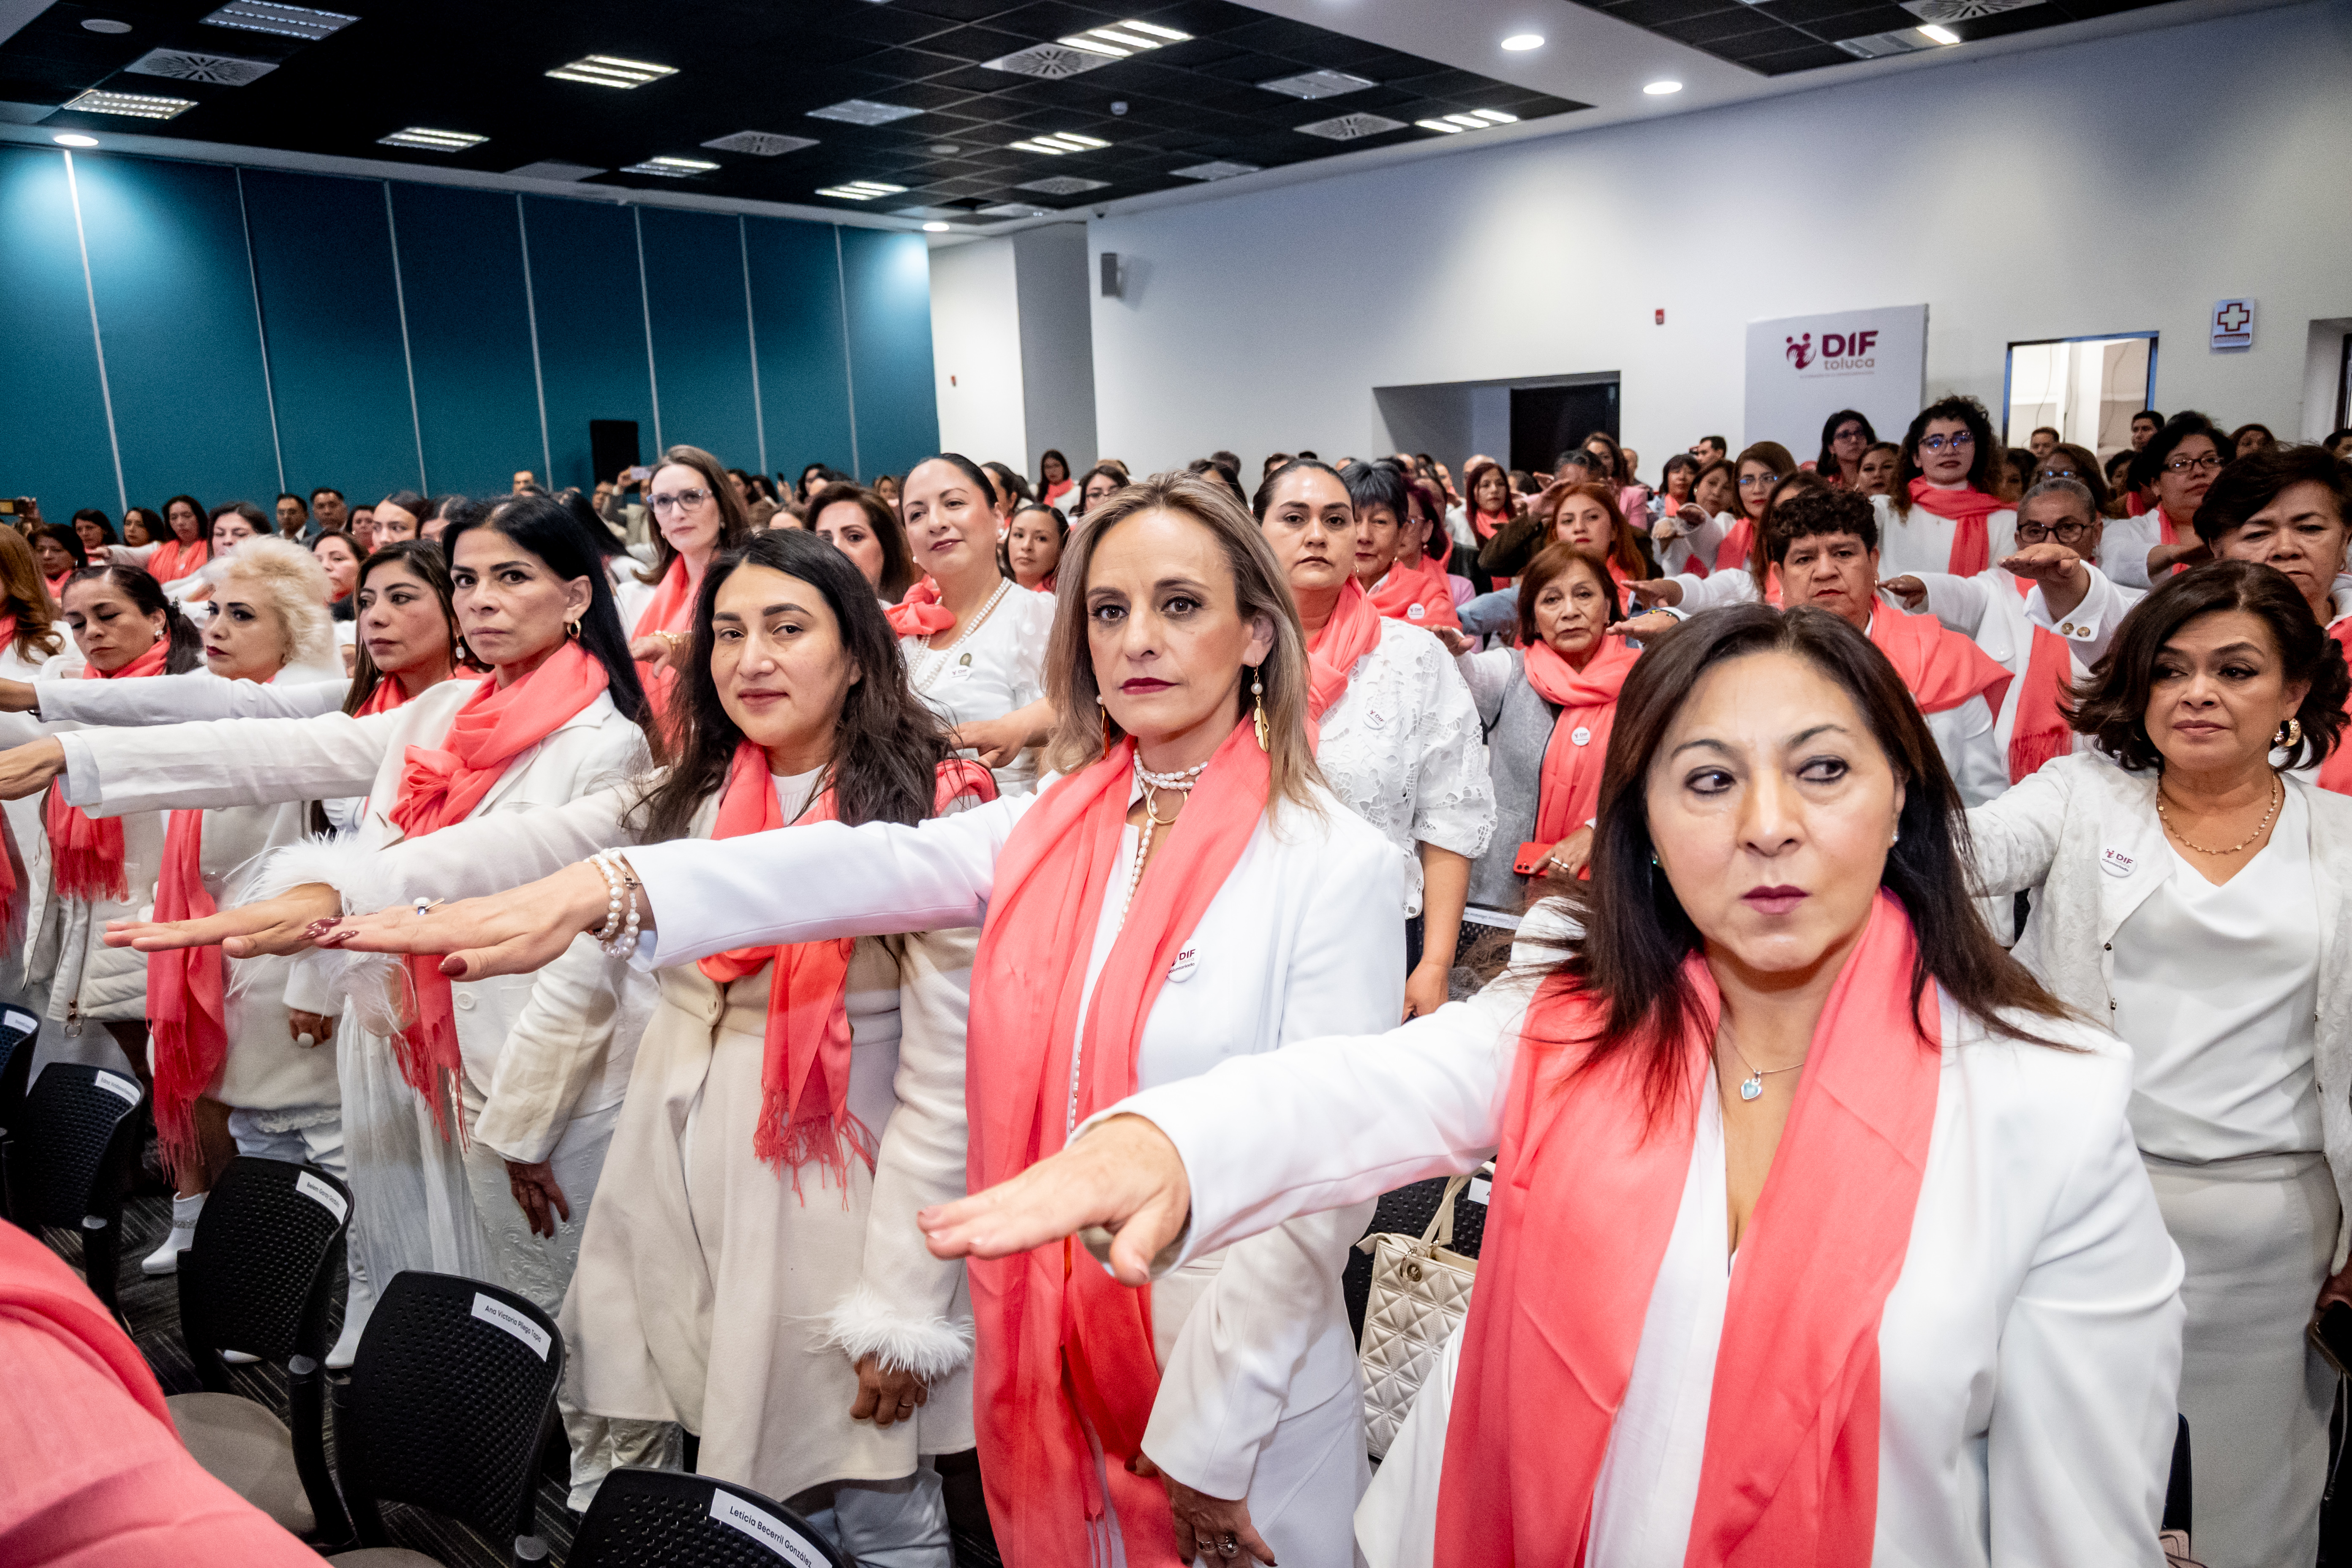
[623,157,719,178]
[1833,28,1937,56]
[983,43,1119,80]
[1018,175,1111,195]
[508,160,604,182]
[701,130,819,157]
[62,88,196,118]
[125,49,278,86]
[807,98,920,125]
[1902,0,2042,17]
[979,201,1055,218]
[1171,160,1260,181]
[1296,112,1406,141]
[201,2,355,41]
[1259,69,1377,100]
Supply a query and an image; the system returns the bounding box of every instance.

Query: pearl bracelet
[588,851,641,957]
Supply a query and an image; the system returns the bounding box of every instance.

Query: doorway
[1511,383,1620,475]
[2003,334,2156,460]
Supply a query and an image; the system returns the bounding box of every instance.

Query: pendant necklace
[1722,1027,1806,1102]
[1119,755,1208,925]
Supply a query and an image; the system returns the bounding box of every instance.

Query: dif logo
[1784,329,1881,373]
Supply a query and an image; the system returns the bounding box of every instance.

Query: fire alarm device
[1655,308,1666,325]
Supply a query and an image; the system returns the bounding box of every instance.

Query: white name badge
[2099,845,2136,878]
[1407,602,1426,621]
[1570,726,1592,746]
[296,1170,348,1223]
[93,1070,141,1106]
[470,1292,552,1360]
[1467,1176,1492,1207]
[1168,947,1198,982]
[710,1490,829,1568]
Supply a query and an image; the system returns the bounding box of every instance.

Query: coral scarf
[1905,480,2004,577]
[1471,507,1512,542]
[885,575,956,638]
[1867,607,2011,718]
[697,745,995,1187]
[2321,618,2352,797]
[1368,554,1461,632]
[44,637,170,901]
[1435,890,1941,1565]
[385,642,607,1132]
[1305,577,1384,723]
[354,672,416,716]
[147,808,224,1180]
[630,558,696,711]
[1716,513,1757,577]
[147,536,209,585]
[1523,637,1640,851]
[964,722,1270,1567]
[2005,574,2076,784]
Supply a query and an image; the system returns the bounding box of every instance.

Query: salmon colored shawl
[44,637,170,901]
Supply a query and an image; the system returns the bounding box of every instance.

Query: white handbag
[1356,1171,1482,1460]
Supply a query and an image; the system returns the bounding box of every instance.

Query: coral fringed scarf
[1435,890,1941,1565]
[884,576,956,638]
[697,744,995,1191]
[1905,480,2004,577]
[44,637,171,901]
[2005,574,2074,784]
[147,808,224,1181]
[1304,577,1383,723]
[385,642,607,1135]
[630,557,696,712]
[1368,554,1461,631]
[964,721,1270,1567]
[1867,606,2012,719]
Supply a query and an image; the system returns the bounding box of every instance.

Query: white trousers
[789,1463,951,1568]
[2145,1150,2339,1568]
[226,1109,346,1177]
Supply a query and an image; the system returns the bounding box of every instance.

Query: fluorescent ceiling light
[1643,79,1684,94]
[546,54,676,88]
[201,2,355,41]
[53,133,99,147]
[1009,140,1065,155]
[379,127,487,151]
[1501,33,1544,50]
[1442,113,1488,128]
[1916,22,1962,41]
[63,88,196,119]
[1056,19,1191,58]
[623,156,718,177]
[1470,108,1518,124]
[1416,118,1465,134]
[81,19,132,33]
[1012,131,1108,153]
[807,98,922,125]
[922,221,950,231]
[816,180,909,200]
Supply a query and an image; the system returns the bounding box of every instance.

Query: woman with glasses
[2029,441,2115,517]
[2109,413,2229,589]
[1809,408,1876,489]
[1877,395,2017,580]
[1642,443,1797,605]
[624,445,754,710]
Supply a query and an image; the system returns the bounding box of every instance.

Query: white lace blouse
[1314,617,1496,919]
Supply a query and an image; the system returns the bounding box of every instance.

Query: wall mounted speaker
[1100,252,1121,299]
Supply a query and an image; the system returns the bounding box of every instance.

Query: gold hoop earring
[2277,716,2303,749]
[565,617,583,641]
[1250,664,1269,752]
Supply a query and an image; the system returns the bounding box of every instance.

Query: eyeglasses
[2014,520,2095,544]
[2036,467,2082,479]
[2163,454,2224,474]
[1738,472,1782,487]
[648,487,712,514]
[1918,432,1976,453]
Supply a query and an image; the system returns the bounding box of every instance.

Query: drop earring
[1250,664,1269,751]
[1099,691,1115,754]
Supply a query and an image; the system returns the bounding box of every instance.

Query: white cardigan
[1096,911,2185,1566]
[1967,752,2352,1263]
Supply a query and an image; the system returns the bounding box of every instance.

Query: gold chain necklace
[2156,770,2281,856]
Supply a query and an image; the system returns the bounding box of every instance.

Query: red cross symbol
[2217,302,2252,332]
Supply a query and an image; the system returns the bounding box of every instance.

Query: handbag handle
[1421,1174,1473,1249]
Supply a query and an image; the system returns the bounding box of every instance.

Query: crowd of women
[6,397,2349,1568]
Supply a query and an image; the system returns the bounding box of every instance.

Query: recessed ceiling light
[922,221,950,231]
[1916,22,1961,41]
[807,98,921,126]
[1057,19,1190,58]
[546,54,676,88]
[979,202,1056,218]
[62,88,196,119]
[1470,108,1518,124]
[201,2,354,41]
[1442,113,1487,128]
[816,180,909,201]
[1501,33,1544,50]
[81,18,132,33]
[53,133,99,147]
[1009,140,1067,155]
[1012,131,1110,154]
[1643,79,1684,95]
[1415,118,1465,134]
[623,156,719,177]
[378,127,487,152]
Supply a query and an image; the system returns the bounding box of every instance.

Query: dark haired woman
[2230,422,2277,460]
[141,495,212,594]
[1038,448,1075,507]
[2029,440,2114,515]
[120,506,158,549]
[3,496,658,1398]
[1654,444,1790,586]
[1455,458,1516,591]
[810,482,917,604]
[1967,560,2352,1567]
[2109,412,2228,589]
[1345,462,1458,632]
[1879,394,2016,579]
[923,601,2183,1568]
[31,526,86,603]
[1439,544,1631,920]
[1070,463,1125,519]
[71,509,119,555]
[155,471,1405,1568]
[1810,409,1875,489]
[1652,451,1700,524]
[887,455,1053,795]
[1002,501,1067,593]
[1855,440,1900,498]
[622,444,754,709]
[1580,431,1650,524]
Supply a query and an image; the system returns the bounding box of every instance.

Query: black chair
[0,1005,38,1225]
[1345,1173,1489,1343]
[2162,1414,2193,1560]
[571,1467,851,1568]
[328,1270,565,1567]
[1,1061,143,1319]
[169,1155,353,1543]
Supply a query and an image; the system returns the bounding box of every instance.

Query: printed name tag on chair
[710,1491,829,1568]
[470,1292,551,1359]
[93,1070,140,1106]
[2100,846,2136,877]
[295,1171,348,1222]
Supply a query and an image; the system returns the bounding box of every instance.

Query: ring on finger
[1218,1533,1240,1559]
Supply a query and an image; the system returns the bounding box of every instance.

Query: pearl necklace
[1117,756,1208,926]
[910,579,1011,693]
[2156,770,2281,856]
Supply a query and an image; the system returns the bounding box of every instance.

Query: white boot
[141,1192,204,1276]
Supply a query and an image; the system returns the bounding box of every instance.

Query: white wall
[1084,0,2352,477]
[1013,223,1101,479]
[928,236,1027,467]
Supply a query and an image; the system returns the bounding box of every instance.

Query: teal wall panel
[393,184,543,499]
[74,157,278,509]
[745,215,855,489]
[0,148,119,517]
[241,170,420,504]
[523,196,656,495]
[639,208,760,474]
[838,227,938,482]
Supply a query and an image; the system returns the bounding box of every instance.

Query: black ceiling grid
[1576,0,2184,76]
[1,0,1589,217]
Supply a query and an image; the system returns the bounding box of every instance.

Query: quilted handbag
[1357,1170,1482,1460]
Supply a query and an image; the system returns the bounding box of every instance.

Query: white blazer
[1968,753,2352,1263]
[1915,566,2142,768]
[1094,912,2186,1567]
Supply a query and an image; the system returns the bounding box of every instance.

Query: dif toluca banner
[1744,304,1928,455]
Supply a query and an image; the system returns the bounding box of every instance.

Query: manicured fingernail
[303,919,335,937]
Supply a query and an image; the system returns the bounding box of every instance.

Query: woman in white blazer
[920,603,2186,1568]
[1965,560,2352,1568]
[187,472,1405,1568]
